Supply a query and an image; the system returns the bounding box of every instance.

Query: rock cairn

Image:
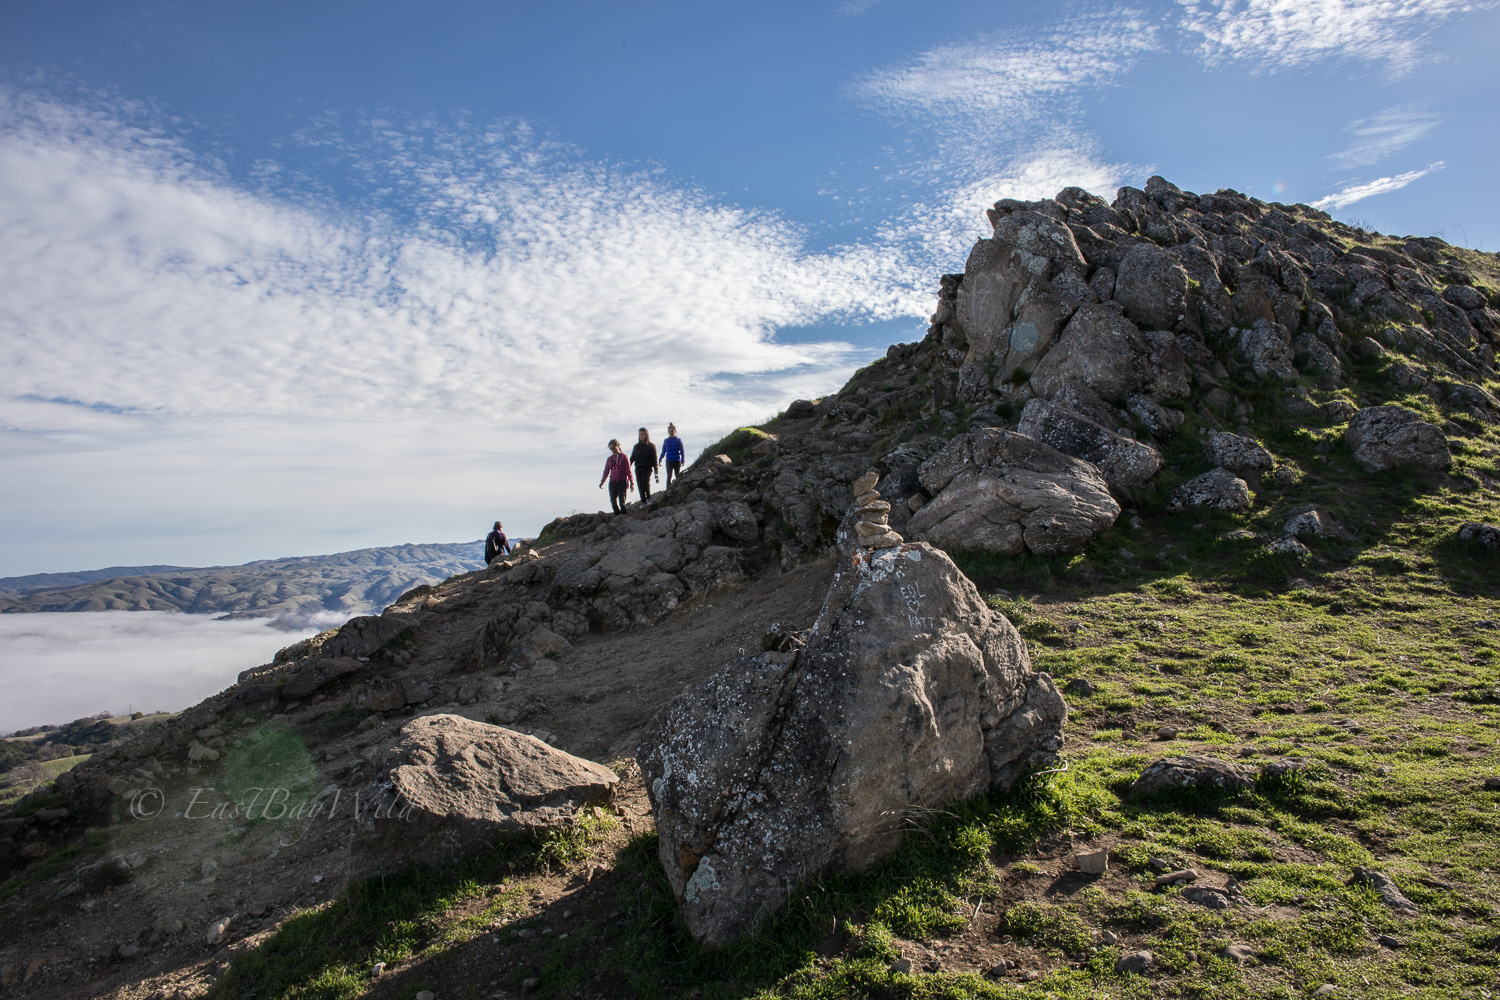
[851,471,904,548]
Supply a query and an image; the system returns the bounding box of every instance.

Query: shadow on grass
[207,771,1094,1000]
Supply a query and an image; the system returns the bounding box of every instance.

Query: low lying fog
[0,612,325,734]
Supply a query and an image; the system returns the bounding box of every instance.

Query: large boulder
[1344,406,1451,473]
[1016,398,1163,496]
[1206,431,1274,482]
[1113,243,1191,332]
[351,714,618,877]
[639,542,1066,946]
[908,428,1119,556]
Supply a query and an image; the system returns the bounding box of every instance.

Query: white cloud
[1327,103,1441,168]
[836,0,884,15]
[1178,0,1498,74]
[851,13,1159,131]
[1309,160,1446,208]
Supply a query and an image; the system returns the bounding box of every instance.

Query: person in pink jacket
[599,438,635,514]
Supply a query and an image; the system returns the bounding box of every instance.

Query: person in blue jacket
[661,423,685,489]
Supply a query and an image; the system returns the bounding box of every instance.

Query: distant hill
[0,565,190,596]
[0,541,484,621]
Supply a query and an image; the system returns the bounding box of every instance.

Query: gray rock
[910,428,1119,556]
[1263,537,1311,558]
[1115,950,1155,974]
[1378,934,1404,949]
[1348,866,1417,911]
[117,943,141,960]
[1484,776,1500,791]
[1222,943,1254,963]
[351,714,618,877]
[319,615,414,660]
[1016,398,1163,496]
[1181,885,1241,909]
[205,917,231,946]
[1127,393,1184,438]
[638,542,1065,946]
[1029,306,1153,403]
[1442,284,1487,311]
[1130,755,1253,800]
[1076,849,1108,874]
[1166,468,1251,513]
[1063,677,1096,697]
[1324,399,1357,423]
[1344,405,1451,473]
[1236,321,1297,381]
[282,657,365,700]
[1114,243,1191,331]
[991,210,1089,272]
[1153,868,1199,888]
[1458,523,1500,550]
[1284,505,1353,542]
[1206,431,1273,481]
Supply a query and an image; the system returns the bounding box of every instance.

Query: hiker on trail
[661,423,685,490]
[631,427,659,503]
[600,438,634,514]
[484,521,512,564]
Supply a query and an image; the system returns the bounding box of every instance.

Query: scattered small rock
[1222,943,1254,963]
[1484,776,1500,791]
[1063,677,1096,697]
[371,962,386,977]
[1312,985,1338,998]
[888,958,913,974]
[1100,930,1120,945]
[1154,868,1199,889]
[1348,867,1418,912]
[1019,969,1041,982]
[1458,523,1500,550]
[1115,950,1155,974]
[1155,726,1178,740]
[205,917,232,946]
[247,900,269,918]
[415,992,437,1000]
[1377,934,1404,949]
[1147,857,1169,873]
[117,944,141,960]
[1076,849,1108,875]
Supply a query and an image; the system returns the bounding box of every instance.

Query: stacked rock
[851,471,904,549]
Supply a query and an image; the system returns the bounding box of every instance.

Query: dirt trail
[506,555,835,762]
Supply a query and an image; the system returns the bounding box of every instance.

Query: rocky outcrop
[1130,755,1253,800]
[907,427,1119,555]
[351,714,618,877]
[638,540,1065,946]
[1344,405,1452,473]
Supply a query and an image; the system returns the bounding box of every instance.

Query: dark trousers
[665,460,681,488]
[608,479,629,514]
[635,465,653,501]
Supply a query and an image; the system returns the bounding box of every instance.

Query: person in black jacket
[484,521,512,564]
[630,427,659,502]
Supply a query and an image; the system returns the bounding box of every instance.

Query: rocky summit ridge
[2,176,1499,997]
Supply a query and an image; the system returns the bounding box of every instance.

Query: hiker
[661,423,685,489]
[484,521,512,564]
[630,427,659,502]
[600,438,634,514]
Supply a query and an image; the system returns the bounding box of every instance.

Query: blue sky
[2,0,1497,576]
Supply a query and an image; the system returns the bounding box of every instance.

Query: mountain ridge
[0,541,485,620]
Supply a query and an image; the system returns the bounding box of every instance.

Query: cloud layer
[1178,0,1497,74]
[1310,160,1446,209]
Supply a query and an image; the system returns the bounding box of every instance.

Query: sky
[3,0,1498,577]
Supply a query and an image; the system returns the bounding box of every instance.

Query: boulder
[1344,406,1451,473]
[1029,305,1152,403]
[909,428,1119,556]
[1442,284,1487,311]
[639,542,1066,946]
[318,615,414,660]
[1166,468,1251,512]
[1284,505,1354,542]
[1458,522,1500,550]
[1129,755,1253,800]
[352,714,618,877]
[1236,321,1297,381]
[1113,243,1191,331]
[1205,431,1274,482]
[1016,398,1163,496]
